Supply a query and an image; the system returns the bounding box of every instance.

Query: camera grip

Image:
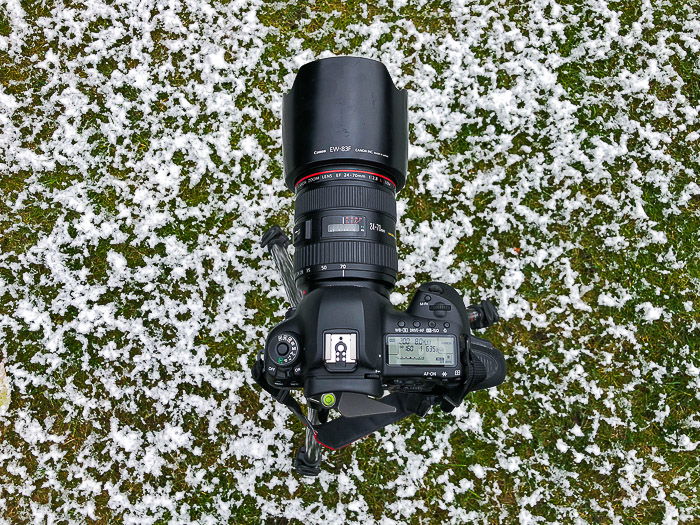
[469,336,507,391]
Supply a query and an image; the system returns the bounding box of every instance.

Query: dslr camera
[253,57,506,475]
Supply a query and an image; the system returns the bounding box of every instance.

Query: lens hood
[282,56,408,191]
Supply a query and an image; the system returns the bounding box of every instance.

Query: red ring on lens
[294,169,396,188]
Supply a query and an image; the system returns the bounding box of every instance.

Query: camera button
[276,342,290,356]
[429,302,451,318]
[444,322,450,328]
[428,321,436,328]
[424,295,432,302]
[397,320,405,328]
[429,284,444,293]
[413,321,421,328]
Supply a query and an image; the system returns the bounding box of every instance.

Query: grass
[1,0,699,523]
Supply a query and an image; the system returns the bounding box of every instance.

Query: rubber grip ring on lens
[295,183,397,220]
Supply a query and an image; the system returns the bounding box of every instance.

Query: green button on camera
[321,393,336,407]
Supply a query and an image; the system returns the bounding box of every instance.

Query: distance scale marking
[325,215,366,234]
[295,215,393,245]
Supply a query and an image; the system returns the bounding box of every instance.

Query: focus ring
[294,241,398,273]
[295,183,396,219]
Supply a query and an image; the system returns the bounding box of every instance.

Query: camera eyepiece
[283,57,408,291]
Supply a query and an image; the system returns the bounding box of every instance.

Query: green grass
[1,0,699,523]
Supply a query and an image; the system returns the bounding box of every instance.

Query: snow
[0,0,698,522]
[636,302,665,323]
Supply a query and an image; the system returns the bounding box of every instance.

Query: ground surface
[1,0,699,523]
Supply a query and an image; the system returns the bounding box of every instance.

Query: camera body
[264,282,502,407]
[254,57,506,464]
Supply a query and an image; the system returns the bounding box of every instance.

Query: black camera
[253,57,506,475]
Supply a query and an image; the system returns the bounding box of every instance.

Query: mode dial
[268,333,300,367]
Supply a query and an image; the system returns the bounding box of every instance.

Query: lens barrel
[283,57,408,291]
[292,166,398,290]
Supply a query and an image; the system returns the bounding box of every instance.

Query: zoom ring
[295,183,396,219]
[294,241,398,273]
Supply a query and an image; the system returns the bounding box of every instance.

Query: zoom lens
[282,57,408,291]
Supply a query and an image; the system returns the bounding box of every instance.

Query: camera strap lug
[252,359,314,429]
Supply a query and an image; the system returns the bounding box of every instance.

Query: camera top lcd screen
[386,335,456,366]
